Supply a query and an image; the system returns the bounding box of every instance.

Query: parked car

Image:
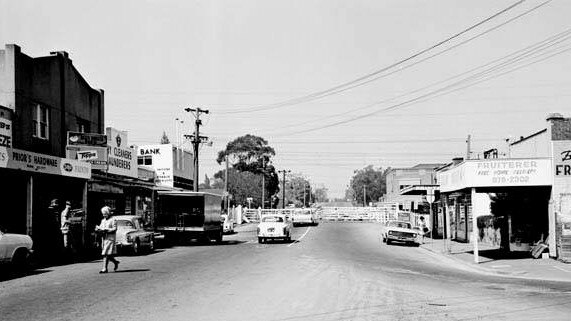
[221,214,234,234]
[381,221,420,246]
[0,229,33,270]
[114,215,155,254]
[257,215,293,243]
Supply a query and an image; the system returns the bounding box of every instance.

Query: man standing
[60,201,73,257]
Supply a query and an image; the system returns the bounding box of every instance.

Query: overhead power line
[270,27,571,137]
[223,0,527,114]
[269,0,552,131]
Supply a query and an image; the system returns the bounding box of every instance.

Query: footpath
[420,238,571,283]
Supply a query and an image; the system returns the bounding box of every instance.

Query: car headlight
[388,231,393,235]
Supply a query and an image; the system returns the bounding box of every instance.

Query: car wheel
[382,236,386,243]
[216,231,223,244]
[11,248,29,272]
[133,239,141,254]
[386,239,392,245]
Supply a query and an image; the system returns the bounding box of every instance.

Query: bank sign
[137,144,174,187]
[3,148,91,179]
[106,127,137,178]
[438,158,552,192]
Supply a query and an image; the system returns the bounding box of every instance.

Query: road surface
[2,223,571,320]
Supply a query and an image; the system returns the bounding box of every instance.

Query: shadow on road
[168,240,247,247]
[0,268,51,282]
[112,269,151,273]
[468,249,531,260]
[120,249,166,257]
[260,239,296,244]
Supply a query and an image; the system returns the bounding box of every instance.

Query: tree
[214,168,264,208]
[214,135,279,207]
[347,165,391,206]
[160,131,170,144]
[281,173,313,208]
[313,185,329,203]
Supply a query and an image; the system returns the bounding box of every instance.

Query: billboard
[4,148,91,179]
[137,144,174,187]
[106,127,138,178]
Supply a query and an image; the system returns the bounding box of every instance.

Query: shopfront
[438,158,552,262]
[0,147,91,261]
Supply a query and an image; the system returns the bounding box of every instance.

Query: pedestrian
[95,206,120,273]
[419,216,429,244]
[60,200,73,257]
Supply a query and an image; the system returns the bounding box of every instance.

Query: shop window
[33,104,50,140]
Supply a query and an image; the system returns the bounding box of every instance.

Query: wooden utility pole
[225,155,229,211]
[466,134,472,160]
[278,170,290,209]
[261,157,265,209]
[184,107,209,192]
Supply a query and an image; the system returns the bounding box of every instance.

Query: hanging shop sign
[66,131,108,170]
[438,158,552,192]
[67,131,107,146]
[4,148,91,179]
[106,127,137,178]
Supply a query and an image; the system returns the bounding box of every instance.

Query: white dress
[98,217,117,255]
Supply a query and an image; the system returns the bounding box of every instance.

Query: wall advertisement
[137,144,174,187]
[553,140,571,178]
[439,158,552,192]
[3,148,91,179]
[0,118,12,148]
[106,127,138,178]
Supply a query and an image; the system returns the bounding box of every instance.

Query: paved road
[2,223,571,321]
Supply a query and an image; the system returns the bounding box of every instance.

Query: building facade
[0,44,103,261]
[137,144,194,190]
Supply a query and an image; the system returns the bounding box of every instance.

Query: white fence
[318,203,408,224]
[237,203,418,225]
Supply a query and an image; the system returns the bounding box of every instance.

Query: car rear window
[262,216,284,223]
[116,220,134,228]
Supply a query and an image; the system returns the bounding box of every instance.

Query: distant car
[0,229,33,270]
[221,214,234,234]
[381,221,419,246]
[257,215,293,243]
[292,209,317,226]
[114,215,155,254]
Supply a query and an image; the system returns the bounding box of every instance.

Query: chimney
[50,51,69,59]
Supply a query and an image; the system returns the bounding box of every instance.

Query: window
[77,118,90,133]
[138,155,152,165]
[33,104,50,139]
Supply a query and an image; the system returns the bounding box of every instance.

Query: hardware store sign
[4,148,91,179]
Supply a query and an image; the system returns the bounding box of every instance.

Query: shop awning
[399,184,439,195]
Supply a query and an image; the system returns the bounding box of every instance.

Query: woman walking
[95,206,120,273]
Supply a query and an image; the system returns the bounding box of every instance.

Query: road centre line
[288,227,312,247]
[552,266,571,273]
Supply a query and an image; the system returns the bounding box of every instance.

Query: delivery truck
[155,191,223,243]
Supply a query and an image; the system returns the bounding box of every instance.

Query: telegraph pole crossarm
[184,107,209,192]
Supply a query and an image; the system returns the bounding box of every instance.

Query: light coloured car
[257,215,293,243]
[221,214,234,234]
[292,209,317,226]
[0,229,33,270]
[114,215,155,254]
[381,221,420,246]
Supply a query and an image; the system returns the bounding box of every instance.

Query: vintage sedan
[0,229,33,270]
[114,215,155,254]
[292,209,318,226]
[381,221,420,246]
[257,215,293,243]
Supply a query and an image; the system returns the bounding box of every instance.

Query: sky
[1,0,571,198]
